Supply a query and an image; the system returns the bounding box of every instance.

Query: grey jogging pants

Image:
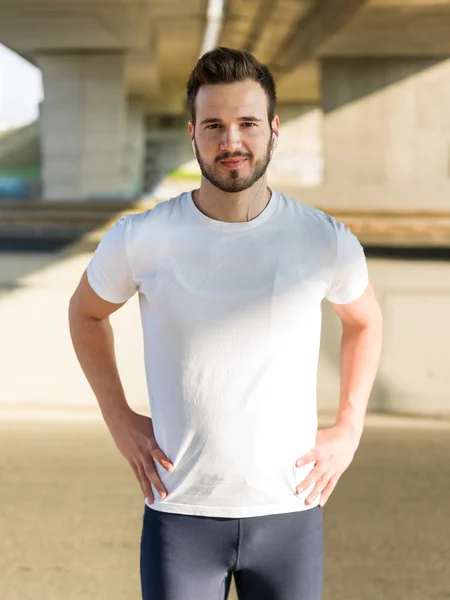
[140,504,324,600]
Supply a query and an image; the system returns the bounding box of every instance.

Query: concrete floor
[1,415,449,600]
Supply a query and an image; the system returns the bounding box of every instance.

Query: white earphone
[270,132,277,159]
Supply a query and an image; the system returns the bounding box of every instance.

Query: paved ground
[1,414,449,600]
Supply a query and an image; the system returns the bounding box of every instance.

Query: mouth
[219,158,248,169]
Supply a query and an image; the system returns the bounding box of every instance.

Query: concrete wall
[318,257,450,418]
[322,57,450,186]
[275,181,450,213]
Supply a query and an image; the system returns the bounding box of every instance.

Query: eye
[206,124,221,130]
[241,122,256,128]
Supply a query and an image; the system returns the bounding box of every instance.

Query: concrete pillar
[321,57,450,186]
[37,53,131,201]
[267,104,324,187]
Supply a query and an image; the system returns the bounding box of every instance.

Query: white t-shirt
[87,187,369,518]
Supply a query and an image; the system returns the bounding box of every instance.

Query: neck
[192,176,271,223]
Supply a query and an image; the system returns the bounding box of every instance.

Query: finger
[306,474,332,505]
[129,460,143,491]
[318,474,340,507]
[135,460,154,504]
[295,451,317,468]
[149,446,174,471]
[295,465,322,495]
[142,459,168,499]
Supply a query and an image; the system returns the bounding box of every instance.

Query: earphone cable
[246,176,266,222]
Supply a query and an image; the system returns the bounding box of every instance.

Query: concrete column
[37,53,129,201]
[322,57,450,186]
[267,104,324,187]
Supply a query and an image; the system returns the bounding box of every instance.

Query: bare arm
[68,270,130,426]
[68,271,173,503]
[295,282,383,507]
[331,281,383,439]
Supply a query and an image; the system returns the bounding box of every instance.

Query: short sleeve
[325,219,369,304]
[86,214,137,304]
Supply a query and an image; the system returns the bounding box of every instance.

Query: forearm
[334,322,383,440]
[68,308,132,427]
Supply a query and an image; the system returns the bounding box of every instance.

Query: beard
[193,134,272,193]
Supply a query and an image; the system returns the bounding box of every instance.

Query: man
[69,47,383,600]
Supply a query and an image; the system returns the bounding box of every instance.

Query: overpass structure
[1,0,450,207]
[1,0,450,419]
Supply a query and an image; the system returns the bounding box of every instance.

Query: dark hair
[186,47,277,125]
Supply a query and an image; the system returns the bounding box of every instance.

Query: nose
[219,126,242,153]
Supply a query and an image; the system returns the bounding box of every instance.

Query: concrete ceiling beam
[269,0,368,74]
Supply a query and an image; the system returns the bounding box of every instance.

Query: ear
[271,114,280,144]
[188,120,195,143]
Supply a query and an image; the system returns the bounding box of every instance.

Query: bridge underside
[1,0,450,418]
[1,0,450,202]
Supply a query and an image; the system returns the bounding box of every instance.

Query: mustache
[215,152,252,163]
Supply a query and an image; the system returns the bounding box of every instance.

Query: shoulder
[275,189,340,243]
[127,193,183,225]
[276,190,334,224]
[122,193,185,238]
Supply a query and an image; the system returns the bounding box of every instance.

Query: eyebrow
[199,116,264,125]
